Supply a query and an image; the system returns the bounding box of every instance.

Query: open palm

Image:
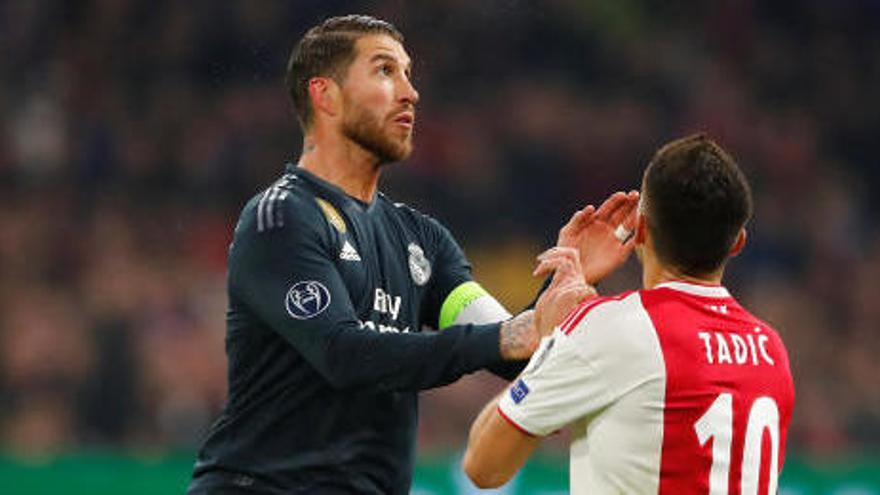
[557,191,640,284]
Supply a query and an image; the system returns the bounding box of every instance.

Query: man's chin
[346,125,413,164]
[379,139,412,164]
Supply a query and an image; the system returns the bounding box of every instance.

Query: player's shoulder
[379,194,454,238]
[381,194,433,223]
[558,291,665,368]
[559,291,640,336]
[237,172,323,236]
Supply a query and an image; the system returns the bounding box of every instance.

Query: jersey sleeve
[417,214,475,329]
[497,295,664,436]
[410,212,533,380]
[229,195,506,392]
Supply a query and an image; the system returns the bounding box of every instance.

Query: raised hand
[557,190,639,284]
[533,246,597,336]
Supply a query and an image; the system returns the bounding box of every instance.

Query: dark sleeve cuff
[488,360,527,381]
[474,323,529,381]
[466,322,528,380]
[466,322,503,366]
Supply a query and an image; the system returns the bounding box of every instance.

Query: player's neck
[298,135,382,203]
[643,259,724,289]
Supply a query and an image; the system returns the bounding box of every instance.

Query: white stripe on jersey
[256,189,272,233]
[266,187,282,230]
[655,281,730,298]
[256,174,296,233]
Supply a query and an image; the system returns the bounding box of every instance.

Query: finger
[558,205,596,240]
[551,256,583,285]
[611,192,640,236]
[609,192,640,226]
[620,205,638,233]
[533,257,560,278]
[558,208,583,236]
[620,228,638,252]
[574,204,596,226]
[593,192,628,222]
[534,251,581,279]
[537,246,580,263]
[533,255,578,278]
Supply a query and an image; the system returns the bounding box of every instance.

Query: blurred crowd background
[1,0,878,463]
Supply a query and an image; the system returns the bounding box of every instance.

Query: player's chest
[330,209,432,330]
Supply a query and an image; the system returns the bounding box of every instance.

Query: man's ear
[729,228,747,257]
[635,212,648,245]
[308,77,341,120]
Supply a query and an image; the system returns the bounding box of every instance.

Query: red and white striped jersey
[498,281,795,494]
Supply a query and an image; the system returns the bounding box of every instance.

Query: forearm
[467,392,503,448]
[463,391,539,488]
[299,321,506,391]
[312,310,539,391]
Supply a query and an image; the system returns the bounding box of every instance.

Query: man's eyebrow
[369,53,412,72]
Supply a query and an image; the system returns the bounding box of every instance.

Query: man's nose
[400,77,419,106]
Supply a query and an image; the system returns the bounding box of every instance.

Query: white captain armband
[438,281,512,329]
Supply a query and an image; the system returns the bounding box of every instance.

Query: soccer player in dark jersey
[187,15,638,494]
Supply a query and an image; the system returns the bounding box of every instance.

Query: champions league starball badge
[407,243,431,286]
[285,280,331,319]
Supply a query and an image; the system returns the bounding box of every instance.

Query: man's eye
[380,65,394,76]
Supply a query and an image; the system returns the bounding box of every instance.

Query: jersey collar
[655,281,731,299]
[286,163,377,211]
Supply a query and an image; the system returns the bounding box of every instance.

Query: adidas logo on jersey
[339,241,361,261]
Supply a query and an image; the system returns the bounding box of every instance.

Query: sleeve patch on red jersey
[509,378,530,404]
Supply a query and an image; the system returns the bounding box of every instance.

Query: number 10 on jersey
[695,393,781,495]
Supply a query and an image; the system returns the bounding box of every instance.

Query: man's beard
[341,103,412,165]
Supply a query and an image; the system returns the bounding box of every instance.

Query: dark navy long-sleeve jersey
[188,164,511,494]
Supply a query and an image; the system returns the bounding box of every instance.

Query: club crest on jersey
[285,281,331,320]
[407,243,431,286]
[316,198,346,233]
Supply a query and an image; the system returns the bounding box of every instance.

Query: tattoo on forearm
[499,310,535,360]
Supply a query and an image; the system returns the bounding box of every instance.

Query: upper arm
[498,296,657,435]
[417,214,512,329]
[417,215,473,328]
[230,197,363,384]
[466,295,664,485]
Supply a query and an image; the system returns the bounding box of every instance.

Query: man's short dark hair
[642,133,753,276]
[286,15,403,131]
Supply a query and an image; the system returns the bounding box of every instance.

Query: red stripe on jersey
[562,292,633,335]
[558,300,587,330]
[496,405,537,437]
[558,303,589,334]
[638,286,795,494]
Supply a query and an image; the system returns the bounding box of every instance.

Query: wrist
[499,310,537,360]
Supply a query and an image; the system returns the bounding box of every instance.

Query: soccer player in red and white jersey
[463,134,795,494]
